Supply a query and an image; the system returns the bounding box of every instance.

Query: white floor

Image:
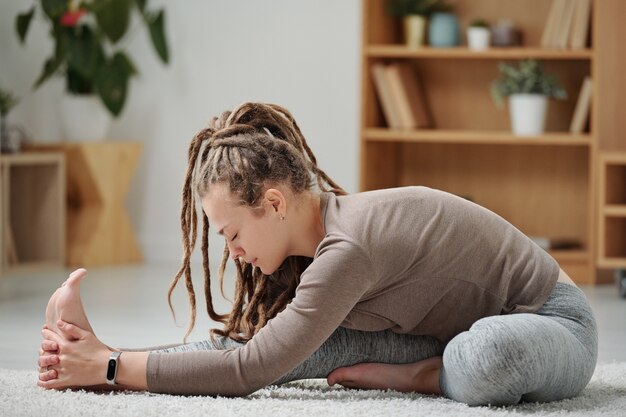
[1,263,625,371]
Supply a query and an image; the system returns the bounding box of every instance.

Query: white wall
[0,0,362,263]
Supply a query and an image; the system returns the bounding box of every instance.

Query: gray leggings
[152,283,597,406]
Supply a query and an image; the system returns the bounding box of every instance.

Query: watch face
[106,359,117,380]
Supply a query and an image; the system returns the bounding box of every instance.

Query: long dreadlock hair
[169,102,346,342]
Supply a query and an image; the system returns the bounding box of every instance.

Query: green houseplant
[15,0,169,118]
[491,59,567,136]
[467,19,490,51]
[387,0,450,47]
[0,86,20,153]
[0,87,19,118]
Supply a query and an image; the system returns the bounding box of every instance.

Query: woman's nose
[229,244,244,260]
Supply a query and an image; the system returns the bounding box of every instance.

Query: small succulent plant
[491,59,567,107]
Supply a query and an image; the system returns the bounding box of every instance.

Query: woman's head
[170,102,345,342]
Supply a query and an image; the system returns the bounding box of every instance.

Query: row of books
[541,0,591,49]
[370,62,432,130]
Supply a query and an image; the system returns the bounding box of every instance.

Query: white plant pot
[59,94,111,141]
[509,94,548,136]
[403,15,427,48]
[467,27,491,51]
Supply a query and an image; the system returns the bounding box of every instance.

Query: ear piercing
[280,215,285,221]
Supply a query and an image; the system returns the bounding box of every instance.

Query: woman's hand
[37,320,111,389]
[38,325,60,383]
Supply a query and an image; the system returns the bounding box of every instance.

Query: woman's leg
[440,283,598,406]
[152,327,445,385]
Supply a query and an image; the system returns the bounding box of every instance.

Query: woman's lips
[251,258,258,267]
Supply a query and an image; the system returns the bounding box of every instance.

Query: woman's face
[201,183,288,275]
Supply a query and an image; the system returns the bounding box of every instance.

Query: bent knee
[440,330,532,406]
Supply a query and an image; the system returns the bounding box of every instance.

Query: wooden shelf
[549,250,590,263]
[598,258,626,269]
[603,205,626,217]
[365,45,594,60]
[0,152,66,275]
[599,153,626,269]
[363,128,592,146]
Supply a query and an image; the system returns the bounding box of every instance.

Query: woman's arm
[40,239,375,396]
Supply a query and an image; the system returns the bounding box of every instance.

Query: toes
[327,367,354,386]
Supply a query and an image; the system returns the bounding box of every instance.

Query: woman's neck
[287,192,325,258]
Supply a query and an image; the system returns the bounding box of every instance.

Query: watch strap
[106,351,122,385]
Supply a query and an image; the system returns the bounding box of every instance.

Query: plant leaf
[41,0,67,19]
[34,54,63,88]
[94,0,132,43]
[66,25,105,79]
[16,7,35,44]
[146,10,169,63]
[95,52,134,117]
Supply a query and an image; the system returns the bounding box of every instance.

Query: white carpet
[1,363,625,417]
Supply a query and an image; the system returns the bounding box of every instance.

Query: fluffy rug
[1,363,625,417]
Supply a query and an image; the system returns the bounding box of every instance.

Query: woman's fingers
[41,340,58,352]
[37,370,63,388]
[55,320,87,341]
[38,368,58,383]
[38,354,59,368]
[42,328,64,344]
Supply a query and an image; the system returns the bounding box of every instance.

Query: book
[371,63,402,129]
[395,62,432,128]
[570,76,593,133]
[554,0,576,48]
[385,64,415,129]
[384,62,432,129]
[569,0,591,49]
[541,0,563,47]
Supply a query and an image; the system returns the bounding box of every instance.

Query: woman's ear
[264,188,286,217]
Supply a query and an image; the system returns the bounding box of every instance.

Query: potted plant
[0,86,20,153]
[467,19,490,51]
[15,0,169,141]
[491,59,566,136]
[387,0,449,48]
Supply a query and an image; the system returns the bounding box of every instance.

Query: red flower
[60,9,87,27]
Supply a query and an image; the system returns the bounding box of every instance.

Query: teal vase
[428,12,460,47]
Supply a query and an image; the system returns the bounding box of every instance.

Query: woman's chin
[258,263,277,276]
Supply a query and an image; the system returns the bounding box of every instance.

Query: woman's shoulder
[327,186,450,207]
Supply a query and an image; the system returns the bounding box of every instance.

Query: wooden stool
[27,142,143,266]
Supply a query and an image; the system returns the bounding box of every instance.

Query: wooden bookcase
[598,152,626,268]
[0,152,66,275]
[360,0,626,284]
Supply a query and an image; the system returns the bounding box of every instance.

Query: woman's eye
[231,234,238,242]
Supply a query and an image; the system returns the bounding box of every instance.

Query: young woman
[38,102,597,406]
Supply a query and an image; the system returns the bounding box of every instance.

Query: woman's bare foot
[45,268,94,337]
[327,355,443,395]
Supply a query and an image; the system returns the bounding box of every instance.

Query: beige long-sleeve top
[147,186,559,396]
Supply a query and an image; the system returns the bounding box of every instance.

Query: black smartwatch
[106,351,122,385]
